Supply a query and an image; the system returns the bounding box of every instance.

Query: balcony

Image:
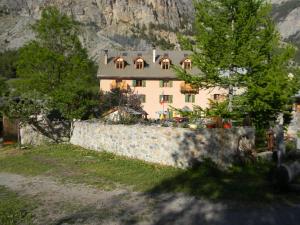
[180,82,199,94]
[208,94,227,107]
[110,80,129,93]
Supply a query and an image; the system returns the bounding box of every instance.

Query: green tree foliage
[0,77,7,97]
[11,7,98,120]
[0,50,18,98]
[0,50,18,79]
[176,0,300,129]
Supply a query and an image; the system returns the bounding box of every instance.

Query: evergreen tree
[11,7,98,120]
[176,0,300,129]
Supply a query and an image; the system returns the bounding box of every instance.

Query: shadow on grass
[147,159,298,203]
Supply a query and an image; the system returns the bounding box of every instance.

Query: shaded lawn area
[0,185,34,225]
[0,144,299,203]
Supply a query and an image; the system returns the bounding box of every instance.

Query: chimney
[104,50,108,65]
[152,46,156,63]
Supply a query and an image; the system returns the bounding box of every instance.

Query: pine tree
[176,0,300,129]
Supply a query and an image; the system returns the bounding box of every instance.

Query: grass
[0,144,180,191]
[0,185,34,225]
[0,144,299,203]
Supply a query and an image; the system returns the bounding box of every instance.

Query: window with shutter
[160,80,172,87]
[169,95,173,103]
[185,94,189,102]
[192,95,195,103]
[185,94,196,103]
[159,80,163,87]
[138,94,146,103]
[160,95,173,103]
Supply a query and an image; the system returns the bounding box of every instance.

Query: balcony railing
[180,82,199,94]
[110,81,129,92]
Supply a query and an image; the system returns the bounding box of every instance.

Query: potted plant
[223,119,232,129]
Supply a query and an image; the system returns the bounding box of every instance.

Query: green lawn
[0,144,298,203]
[0,185,34,225]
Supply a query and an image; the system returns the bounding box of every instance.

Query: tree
[11,7,98,120]
[0,50,18,80]
[176,0,300,129]
[0,77,7,98]
[0,50,18,98]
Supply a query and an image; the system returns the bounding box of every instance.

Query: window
[185,94,195,103]
[161,60,170,69]
[132,80,146,87]
[159,95,173,104]
[183,61,192,70]
[139,95,146,103]
[213,94,221,101]
[159,80,173,88]
[135,59,144,69]
[115,58,125,69]
[116,79,123,87]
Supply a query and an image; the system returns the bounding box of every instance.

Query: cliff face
[1,0,300,60]
[0,0,193,58]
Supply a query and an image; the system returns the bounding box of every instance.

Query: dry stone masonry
[69,121,254,168]
[20,121,254,168]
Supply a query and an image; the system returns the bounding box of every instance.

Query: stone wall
[70,121,255,168]
[20,121,70,146]
[20,125,54,146]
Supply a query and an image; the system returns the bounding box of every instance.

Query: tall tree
[11,7,98,120]
[176,0,300,129]
[0,50,18,80]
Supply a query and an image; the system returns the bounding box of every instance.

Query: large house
[97,48,227,119]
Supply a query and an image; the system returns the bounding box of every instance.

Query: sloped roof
[97,50,199,80]
[102,106,148,117]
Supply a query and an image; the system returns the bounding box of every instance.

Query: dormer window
[181,58,192,70]
[114,57,125,69]
[162,60,170,70]
[134,57,144,69]
[183,60,192,70]
[160,57,171,70]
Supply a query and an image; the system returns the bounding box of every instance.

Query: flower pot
[206,124,216,128]
[223,122,232,129]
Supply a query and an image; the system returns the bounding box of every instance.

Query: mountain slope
[0,0,193,59]
[0,0,300,61]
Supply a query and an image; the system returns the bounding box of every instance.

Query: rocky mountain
[0,0,300,61]
[0,0,193,59]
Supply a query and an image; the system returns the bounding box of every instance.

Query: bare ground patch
[1,173,300,225]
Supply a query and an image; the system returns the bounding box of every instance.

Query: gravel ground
[0,172,300,225]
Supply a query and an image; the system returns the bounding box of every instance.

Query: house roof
[102,106,148,117]
[97,50,199,80]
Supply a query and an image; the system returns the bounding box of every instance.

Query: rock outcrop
[0,0,193,58]
[1,0,300,61]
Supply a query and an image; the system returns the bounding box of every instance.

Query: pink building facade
[98,49,227,119]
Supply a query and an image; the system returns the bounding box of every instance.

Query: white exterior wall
[100,79,227,119]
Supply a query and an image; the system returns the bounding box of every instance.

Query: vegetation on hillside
[130,23,176,50]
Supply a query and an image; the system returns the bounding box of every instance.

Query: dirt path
[0,172,300,225]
